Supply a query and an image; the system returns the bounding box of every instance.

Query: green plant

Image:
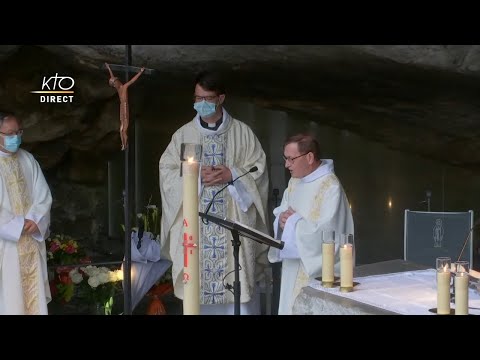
[136,197,160,237]
[122,197,172,286]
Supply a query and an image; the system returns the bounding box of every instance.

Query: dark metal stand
[123,45,134,315]
[231,229,241,315]
[104,47,154,315]
[450,280,455,304]
[199,211,284,316]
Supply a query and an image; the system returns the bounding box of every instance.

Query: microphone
[456,217,480,262]
[202,166,258,224]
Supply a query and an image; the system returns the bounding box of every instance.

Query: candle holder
[436,257,451,315]
[321,230,336,288]
[180,143,202,165]
[340,233,355,293]
[453,261,469,315]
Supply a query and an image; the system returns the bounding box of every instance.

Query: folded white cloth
[128,260,172,310]
[131,231,161,263]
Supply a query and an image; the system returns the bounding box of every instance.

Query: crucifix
[105,62,154,150]
[103,46,154,315]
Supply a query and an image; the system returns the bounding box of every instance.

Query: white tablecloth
[308,269,480,315]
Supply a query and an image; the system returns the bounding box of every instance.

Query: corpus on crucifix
[105,62,145,150]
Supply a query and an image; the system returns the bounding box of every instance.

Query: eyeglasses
[193,95,218,102]
[0,129,23,136]
[283,152,309,163]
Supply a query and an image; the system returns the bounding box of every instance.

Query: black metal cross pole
[123,45,134,315]
[104,45,154,314]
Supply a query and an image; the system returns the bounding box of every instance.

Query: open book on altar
[199,212,284,249]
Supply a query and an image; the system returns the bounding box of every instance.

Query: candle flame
[187,157,194,163]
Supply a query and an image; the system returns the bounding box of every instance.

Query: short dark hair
[194,70,226,95]
[284,133,322,161]
[0,111,18,128]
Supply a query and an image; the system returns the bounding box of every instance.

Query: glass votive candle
[321,230,336,287]
[436,257,451,315]
[340,233,354,292]
[454,261,469,315]
[180,143,202,162]
[180,143,202,177]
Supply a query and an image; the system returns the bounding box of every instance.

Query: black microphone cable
[202,166,258,225]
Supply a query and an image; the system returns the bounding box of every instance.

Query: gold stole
[0,155,40,314]
[291,176,335,306]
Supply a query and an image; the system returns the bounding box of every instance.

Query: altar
[292,259,480,315]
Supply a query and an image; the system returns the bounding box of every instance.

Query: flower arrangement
[122,198,173,315]
[127,199,172,284]
[69,265,123,315]
[47,233,88,266]
[137,204,173,285]
[46,233,91,304]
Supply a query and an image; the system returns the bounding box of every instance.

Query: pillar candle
[436,269,451,315]
[455,273,469,315]
[182,158,200,315]
[322,242,335,283]
[340,244,353,288]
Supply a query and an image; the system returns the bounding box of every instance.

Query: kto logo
[30,73,75,103]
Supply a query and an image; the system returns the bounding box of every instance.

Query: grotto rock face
[1,45,480,247]
[1,45,480,173]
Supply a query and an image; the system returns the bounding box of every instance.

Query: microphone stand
[231,229,241,315]
[457,220,479,262]
[204,179,240,313]
[202,181,232,225]
[202,167,257,225]
[451,218,480,303]
[201,166,258,313]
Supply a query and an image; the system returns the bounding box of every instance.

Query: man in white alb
[0,111,52,315]
[268,133,354,315]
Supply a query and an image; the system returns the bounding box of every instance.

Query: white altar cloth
[308,269,480,315]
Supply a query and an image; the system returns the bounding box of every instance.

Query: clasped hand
[22,219,39,236]
[201,165,232,186]
[279,206,296,230]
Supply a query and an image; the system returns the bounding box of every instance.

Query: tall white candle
[436,269,451,315]
[182,157,200,315]
[340,244,353,288]
[322,242,335,283]
[455,273,469,315]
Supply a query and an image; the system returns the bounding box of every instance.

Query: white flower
[114,269,123,281]
[81,265,100,277]
[88,276,100,288]
[98,272,110,284]
[69,268,84,284]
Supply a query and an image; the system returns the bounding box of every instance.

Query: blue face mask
[2,134,22,153]
[193,100,217,118]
